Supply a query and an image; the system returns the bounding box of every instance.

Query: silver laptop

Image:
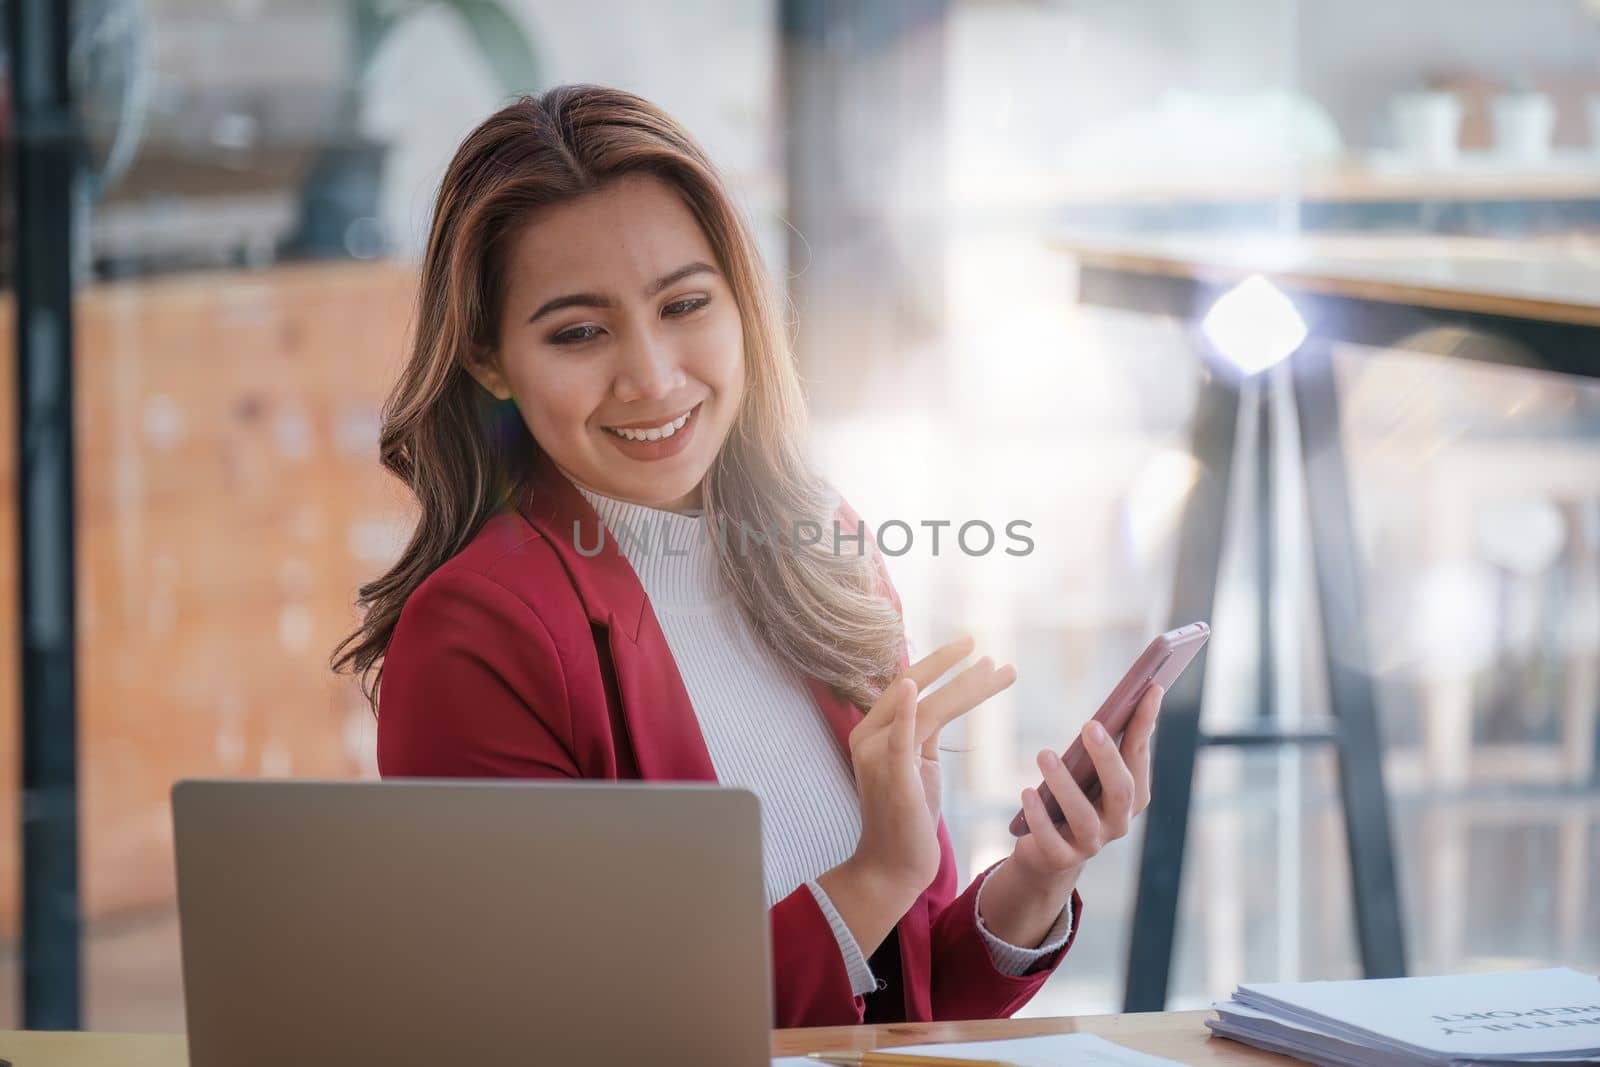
[172,779,772,1067]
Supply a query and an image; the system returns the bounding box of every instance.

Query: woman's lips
[602,403,699,431]
[600,402,701,461]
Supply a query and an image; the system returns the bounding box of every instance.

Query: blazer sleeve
[927,818,1083,1020]
[770,883,871,1027]
[376,566,582,779]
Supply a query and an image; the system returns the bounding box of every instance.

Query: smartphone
[1008,621,1210,837]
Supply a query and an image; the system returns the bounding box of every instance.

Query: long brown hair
[331,84,905,714]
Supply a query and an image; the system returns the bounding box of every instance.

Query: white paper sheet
[774,1032,1185,1067]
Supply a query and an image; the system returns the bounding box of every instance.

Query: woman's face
[472,173,746,513]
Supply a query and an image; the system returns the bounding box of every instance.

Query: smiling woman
[461,176,744,513]
[328,85,903,713]
[329,84,1153,1030]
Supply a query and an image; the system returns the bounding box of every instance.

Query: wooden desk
[0,1028,186,1067]
[774,1010,1286,1063]
[1054,231,1600,323]
[0,1011,1290,1066]
[966,160,1600,209]
[963,162,1600,234]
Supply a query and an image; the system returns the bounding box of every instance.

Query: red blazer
[376,450,1082,1027]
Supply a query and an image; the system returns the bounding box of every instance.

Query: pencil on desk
[806,1051,1018,1067]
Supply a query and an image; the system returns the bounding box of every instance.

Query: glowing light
[1201,274,1307,374]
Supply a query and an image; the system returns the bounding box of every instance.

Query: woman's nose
[613,330,687,402]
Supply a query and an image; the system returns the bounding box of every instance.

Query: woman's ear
[463,345,514,402]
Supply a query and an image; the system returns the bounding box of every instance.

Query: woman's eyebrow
[526,261,719,324]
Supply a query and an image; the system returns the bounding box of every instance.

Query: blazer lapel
[516,451,717,783]
[605,613,720,783]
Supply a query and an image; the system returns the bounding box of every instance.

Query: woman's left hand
[1008,682,1163,887]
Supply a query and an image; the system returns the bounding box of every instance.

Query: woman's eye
[549,298,706,345]
[551,324,601,345]
[665,296,710,317]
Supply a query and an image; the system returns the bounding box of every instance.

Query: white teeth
[606,407,693,442]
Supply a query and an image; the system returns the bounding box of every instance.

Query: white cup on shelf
[1491,90,1556,163]
[1390,90,1462,167]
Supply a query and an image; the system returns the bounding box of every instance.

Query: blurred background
[2,0,1598,1031]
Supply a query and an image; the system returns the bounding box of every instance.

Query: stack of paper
[1207,967,1600,1067]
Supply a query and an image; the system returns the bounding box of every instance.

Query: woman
[331,84,1162,1028]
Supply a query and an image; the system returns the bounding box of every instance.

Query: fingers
[854,675,917,756]
[1122,684,1163,813]
[1083,721,1136,840]
[913,656,1017,749]
[858,634,972,736]
[1123,684,1163,754]
[1019,784,1079,869]
[857,634,1015,753]
[887,677,917,756]
[906,632,977,691]
[1037,748,1102,854]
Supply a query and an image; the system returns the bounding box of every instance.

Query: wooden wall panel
[0,261,423,937]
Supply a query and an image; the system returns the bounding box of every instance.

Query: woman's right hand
[816,634,1018,957]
